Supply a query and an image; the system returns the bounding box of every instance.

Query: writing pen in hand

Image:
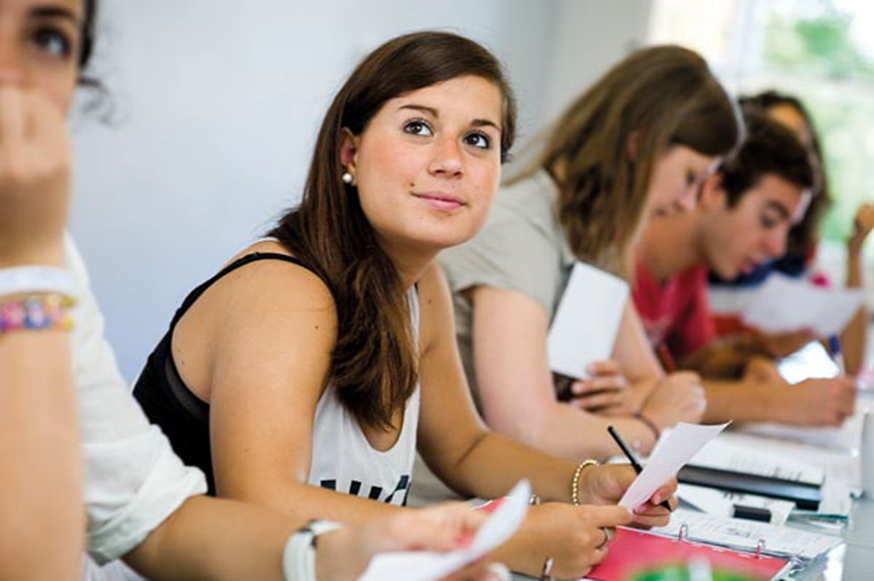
[607,425,673,512]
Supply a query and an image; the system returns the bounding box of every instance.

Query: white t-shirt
[67,236,207,566]
[308,288,420,506]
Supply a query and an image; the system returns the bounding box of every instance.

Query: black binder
[678,464,822,511]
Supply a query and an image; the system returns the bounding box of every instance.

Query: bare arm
[0,328,83,579]
[415,265,674,578]
[701,358,855,426]
[841,202,874,375]
[610,302,664,405]
[0,88,83,580]
[125,495,491,581]
[460,285,698,459]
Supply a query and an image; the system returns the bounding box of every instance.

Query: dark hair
[739,90,831,253]
[515,45,741,274]
[719,111,815,207]
[80,0,96,69]
[269,31,516,430]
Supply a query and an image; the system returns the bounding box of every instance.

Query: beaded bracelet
[0,294,75,334]
[570,459,599,506]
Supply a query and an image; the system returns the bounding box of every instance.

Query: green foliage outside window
[760,3,874,243]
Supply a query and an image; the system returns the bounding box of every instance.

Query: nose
[675,183,699,212]
[428,135,463,178]
[764,228,788,258]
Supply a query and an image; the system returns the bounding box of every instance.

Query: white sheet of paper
[653,508,842,560]
[547,262,628,379]
[777,341,841,384]
[619,422,730,510]
[688,438,824,486]
[742,274,864,336]
[358,480,530,581]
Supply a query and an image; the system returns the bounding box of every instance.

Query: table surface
[513,394,874,580]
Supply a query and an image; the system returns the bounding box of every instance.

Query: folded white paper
[547,262,629,379]
[358,480,530,581]
[742,274,864,337]
[619,422,730,511]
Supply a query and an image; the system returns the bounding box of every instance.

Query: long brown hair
[269,31,516,430]
[515,45,740,274]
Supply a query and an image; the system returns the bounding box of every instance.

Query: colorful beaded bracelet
[0,294,75,334]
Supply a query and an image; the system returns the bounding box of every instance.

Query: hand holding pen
[608,425,674,513]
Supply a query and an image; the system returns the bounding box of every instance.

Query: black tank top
[133,252,318,495]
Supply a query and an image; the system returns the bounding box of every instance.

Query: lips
[413,192,466,211]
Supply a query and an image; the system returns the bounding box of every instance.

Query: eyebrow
[32,5,82,26]
[399,104,501,133]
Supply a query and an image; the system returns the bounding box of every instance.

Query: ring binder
[587,526,792,581]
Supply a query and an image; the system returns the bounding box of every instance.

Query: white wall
[69,0,650,380]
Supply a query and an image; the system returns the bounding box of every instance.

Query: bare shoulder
[172,240,337,399]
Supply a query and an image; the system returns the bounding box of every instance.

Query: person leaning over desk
[708,90,874,377]
[633,111,856,427]
[414,46,736,488]
[0,2,505,579]
[133,30,679,580]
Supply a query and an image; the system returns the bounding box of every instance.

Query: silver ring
[597,526,612,550]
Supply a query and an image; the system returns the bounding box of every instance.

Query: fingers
[568,390,626,411]
[585,359,622,376]
[377,505,485,554]
[577,504,634,528]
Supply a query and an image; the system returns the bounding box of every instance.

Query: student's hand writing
[568,359,637,415]
[781,377,856,427]
[507,503,632,579]
[578,464,677,528]
[0,87,70,268]
[317,503,501,581]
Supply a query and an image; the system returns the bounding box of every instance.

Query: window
[650,0,874,247]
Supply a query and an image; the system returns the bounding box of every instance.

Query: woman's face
[646,145,717,218]
[341,74,504,257]
[0,0,82,112]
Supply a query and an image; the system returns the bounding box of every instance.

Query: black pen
[607,425,673,512]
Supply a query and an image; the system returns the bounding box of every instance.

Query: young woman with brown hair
[0,3,501,579]
[134,31,677,579]
[427,45,741,470]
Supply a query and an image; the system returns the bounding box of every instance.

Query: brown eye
[404,119,433,137]
[463,132,491,150]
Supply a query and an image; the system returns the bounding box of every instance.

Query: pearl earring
[342,172,355,185]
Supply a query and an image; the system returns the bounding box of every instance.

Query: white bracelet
[0,266,78,300]
[282,520,342,581]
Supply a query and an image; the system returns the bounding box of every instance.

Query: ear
[339,128,361,173]
[698,172,726,211]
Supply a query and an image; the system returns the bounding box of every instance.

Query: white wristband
[0,266,78,300]
[282,520,342,581]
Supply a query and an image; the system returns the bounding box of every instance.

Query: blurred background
[71,0,874,381]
